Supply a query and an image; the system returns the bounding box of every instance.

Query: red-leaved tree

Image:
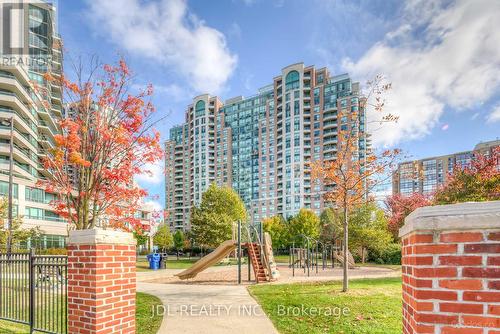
[434,146,500,204]
[38,59,163,231]
[385,193,431,240]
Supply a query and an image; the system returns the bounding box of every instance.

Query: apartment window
[285,71,300,91]
[195,100,205,117]
[29,234,66,249]
[294,101,300,115]
[25,187,44,203]
[0,181,18,199]
[316,74,324,84]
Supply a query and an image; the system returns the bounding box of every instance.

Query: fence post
[67,229,136,334]
[29,248,34,334]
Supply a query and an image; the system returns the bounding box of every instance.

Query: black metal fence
[0,250,67,334]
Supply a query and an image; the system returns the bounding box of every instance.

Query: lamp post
[1,116,14,253]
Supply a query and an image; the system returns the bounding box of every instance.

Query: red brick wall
[67,243,136,334]
[402,230,500,333]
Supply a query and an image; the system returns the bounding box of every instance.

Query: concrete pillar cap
[399,201,500,238]
[68,228,136,245]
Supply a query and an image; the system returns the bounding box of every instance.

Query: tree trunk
[343,205,349,292]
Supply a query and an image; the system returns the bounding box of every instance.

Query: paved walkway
[137,265,400,333]
[138,282,278,334]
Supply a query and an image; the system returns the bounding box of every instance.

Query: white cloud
[343,0,500,147]
[487,104,500,123]
[234,0,284,7]
[135,161,164,185]
[85,0,237,94]
[154,83,188,102]
[131,82,188,102]
[143,200,163,212]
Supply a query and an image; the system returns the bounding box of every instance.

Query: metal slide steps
[246,242,268,283]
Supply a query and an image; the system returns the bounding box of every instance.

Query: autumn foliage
[385,193,431,239]
[39,59,163,231]
[310,75,400,211]
[310,75,400,292]
[434,146,500,204]
[385,147,499,239]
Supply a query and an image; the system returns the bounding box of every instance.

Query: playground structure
[175,221,278,284]
[289,236,356,277]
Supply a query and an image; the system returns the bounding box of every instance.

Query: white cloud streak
[143,200,163,212]
[487,104,500,123]
[343,0,500,147]
[135,161,164,185]
[85,0,237,94]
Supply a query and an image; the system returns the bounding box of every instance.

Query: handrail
[245,223,269,280]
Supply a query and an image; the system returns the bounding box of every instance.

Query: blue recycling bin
[147,253,161,270]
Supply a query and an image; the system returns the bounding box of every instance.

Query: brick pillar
[67,229,136,334]
[399,201,500,334]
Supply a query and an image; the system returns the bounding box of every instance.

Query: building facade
[0,2,66,247]
[165,63,369,230]
[392,139,500,197]
[0,3,159,248]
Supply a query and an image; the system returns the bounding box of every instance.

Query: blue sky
[57,0,500,209]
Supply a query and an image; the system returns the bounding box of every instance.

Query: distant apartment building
[392,139,500,197]
[165,63,369,230]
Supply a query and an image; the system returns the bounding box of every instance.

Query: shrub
[40,247,68,255]
[138,248,150,256]
[369,243,401,265]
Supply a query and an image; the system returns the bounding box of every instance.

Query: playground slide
[333,251,356,269]
[175,240,237,280]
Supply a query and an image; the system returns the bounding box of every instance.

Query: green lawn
[136,292,163,334]
[249,277,402,334]
[0,292,163,334]
[274,254,290,263]
[136,258,198,271]
[356,263,402,271]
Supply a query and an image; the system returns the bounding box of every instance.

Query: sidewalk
[137,282,278,334]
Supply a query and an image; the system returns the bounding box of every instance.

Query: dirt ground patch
[143,264,400,285]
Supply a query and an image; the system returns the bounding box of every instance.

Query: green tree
[262,215,289,250]
[319,208,343,245]
[153,224,173,251]
[289,209,320,246]
[133,231,149,249]
[349,203,393,263]
[0,197,41,249]
[173,230,185,259]
[191,183,246,248]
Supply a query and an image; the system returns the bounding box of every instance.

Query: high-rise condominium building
[0,2,66,248]
[392,139,500,197]
[165,63,369,230]
[0,3,154,248]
